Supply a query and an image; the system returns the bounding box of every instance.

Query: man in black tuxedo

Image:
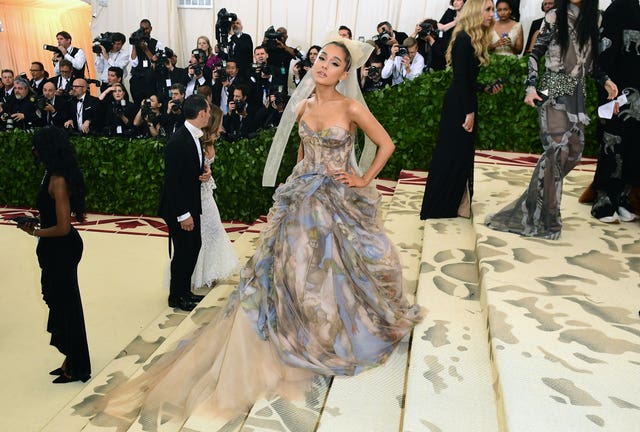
[158,94,211,311]
[36,81,70,127]
[48,59,74,100]
[63,78,101,134]
[29,62,47,95]
[228,19,253,79]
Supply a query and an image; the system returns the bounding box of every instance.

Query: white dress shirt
[381,52,425,85]
[95,48,130,81]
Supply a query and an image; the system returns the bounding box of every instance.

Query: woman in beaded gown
[190,105,239,290]
[89,39,423,430]
[485,0,619,239]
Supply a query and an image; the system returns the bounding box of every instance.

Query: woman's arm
[513,23,524,55]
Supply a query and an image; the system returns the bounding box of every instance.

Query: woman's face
[197,38,210,52]
[308,48,319,64]
[112,86,124,100]
[482,0,495,27]
[496,1,512,21]
[313,44,349,86]
[453,0,465,11]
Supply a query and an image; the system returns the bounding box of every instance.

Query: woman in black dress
[20,127,91,383]
[420,0,501,219]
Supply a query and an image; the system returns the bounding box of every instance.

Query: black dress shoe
[188,293,205,302]
[168,296,197,311]
[49,367,65,376]
[52,374,90,384]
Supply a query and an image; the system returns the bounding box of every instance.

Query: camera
[2,113,14,130]
[170,100,182,114]
[375,30,393,46]
[43,44,63,55]
[216,69,229,83]
[35,95,47,110]
[264,26,285,50]
[396,46,409,57]
[191,64,203,77]
[112,99,126,115]
[86,78,102,86]
[141,98,157,121]
[92,32,114,54]
[418,21,438,39]
[129,27,149,46]
[215,8,237,49]
[368,66,380,76]
[233,99,246,113]
[270,85,287,106]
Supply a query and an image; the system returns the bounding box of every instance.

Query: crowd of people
[2,1,556,140]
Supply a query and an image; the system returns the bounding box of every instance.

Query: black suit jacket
[29,79,46,95]
[68,94,101,132]
[37,96,71,127]
[229,33,254,78]
[48,75,73,99]
[158,125,203,223]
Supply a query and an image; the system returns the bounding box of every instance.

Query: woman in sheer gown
[190,104,239,290]
[87,38,423,430]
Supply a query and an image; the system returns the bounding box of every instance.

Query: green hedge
[1,55,600,222]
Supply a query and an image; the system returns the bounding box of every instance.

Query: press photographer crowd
[1,1,543,141]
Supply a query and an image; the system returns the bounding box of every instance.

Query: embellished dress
[91,119,423,429]
[486,5,609,238]
[190,155,239,289]
[491,21,523,56]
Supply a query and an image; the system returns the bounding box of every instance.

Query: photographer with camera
[411,19,448,72]
[248,46,273,107]
[212,59,246,114]
[94,32,129,84]
[185,49,213,97]
[63,78,100,134]
[129,19,165,107]
[161,83,186,136]
[292,45,320,87]
[381,37,424,86]
[261,85,289,128]
[48,60,74,100]
[50,31,86,80]
[35,81,70,127]
[374,21,409,59]
[133,94,164,138]
[0,77,37,130]
[98,83,135,136]
[29,62,48,95]
[228,19,254,80]
[262,26,297,88]
[222,84,265,141]
[360,57,391,92]
[152,47,186,102]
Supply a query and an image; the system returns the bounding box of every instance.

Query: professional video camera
[43,44,63,55]
[264,26,285,50]
[129,27,149,46]
[418,21,439,39]
[92,32,114,54]
[215,8,237,50]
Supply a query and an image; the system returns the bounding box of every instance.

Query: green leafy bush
[0,55,601,222]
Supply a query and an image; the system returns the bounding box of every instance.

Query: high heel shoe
[52,374,90,384]
[49,367,65,376]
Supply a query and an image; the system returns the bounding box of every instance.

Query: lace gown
[93,120,423,429]
[191,155,239,289]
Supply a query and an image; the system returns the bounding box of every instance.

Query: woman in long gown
[19,127,91,384]
[190,105,240,290]
[90,38,423,429]
[420,0,501,220]
[489,0,524,56]
[486,0,618,239]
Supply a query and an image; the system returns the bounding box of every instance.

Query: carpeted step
[472,163,640,432]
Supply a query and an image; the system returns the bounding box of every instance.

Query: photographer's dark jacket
[100,98,136,135]
[2,96,37,129]
[229,32,254,78]
[48,75,73,99]
[36,95,70,128]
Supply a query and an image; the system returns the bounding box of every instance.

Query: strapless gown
[88,120,423,430]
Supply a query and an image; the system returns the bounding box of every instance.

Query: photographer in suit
[154,48,186,102]
[48,60,74,100]
[263,26,297,87]
[35,81,70,127]
[228,18,253,79]
[0,77,37,130]
[162,83,186,137]
[222,84,266,141]
[51,31,86,80]
[185,49,212,97]
[129,19,164,107]
[158,94,211,311]
[63,78,100,134]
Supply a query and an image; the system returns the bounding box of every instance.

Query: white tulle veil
[262,31,376,187]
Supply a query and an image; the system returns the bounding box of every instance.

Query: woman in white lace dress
[191,105,239,289]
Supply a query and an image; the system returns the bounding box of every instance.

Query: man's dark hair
[2,69,15,77]
[108,66,124,79]
[376,21,392,32]
[339,25,352,38]
[254,45,267,53]
[170,83,186,94]
[58,59,73,71]
[232,84,247,98]
[183,94,208,120]
[31,62,45,71]
[140,19,151,27]
[112,32,126,44]
[56,31,72,40]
